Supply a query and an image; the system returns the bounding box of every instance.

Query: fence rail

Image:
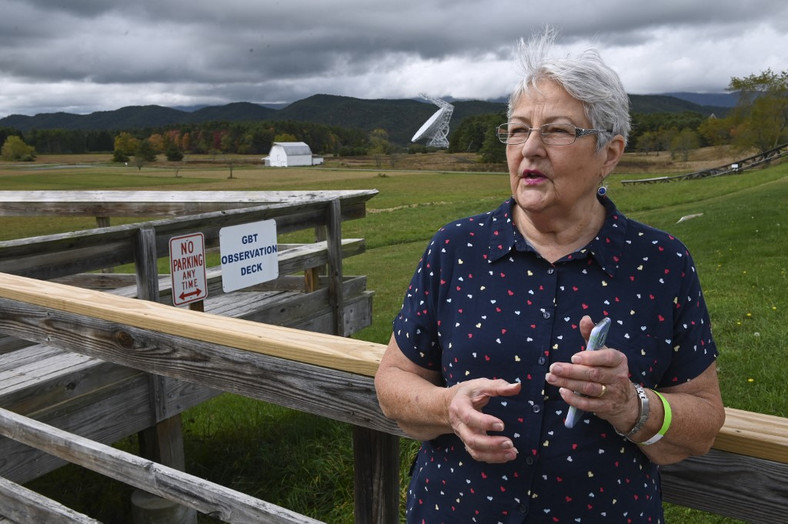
[621,142,788,185]
[1,271,787,522]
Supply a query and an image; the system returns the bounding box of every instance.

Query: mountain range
[0,93,736,145]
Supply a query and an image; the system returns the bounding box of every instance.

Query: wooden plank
[103,239,366,302]
[0,190,377,217]
[713,407,788,463]
[0,335,33,356]
[0,407,323,524]
[352,427,400,524]
[134,225,160,302]
[661,448,788,523]
[0,295,399,435]
[325,199,344,336]
[0,200,370,280]
[0,370,217,484]
[0,273,383,377]
[0,476,100,524]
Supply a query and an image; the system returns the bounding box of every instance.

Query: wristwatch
[615,383,650,439]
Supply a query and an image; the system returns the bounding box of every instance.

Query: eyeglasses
[496,122,611,146]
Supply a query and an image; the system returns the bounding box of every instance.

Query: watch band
[616,383,650,439]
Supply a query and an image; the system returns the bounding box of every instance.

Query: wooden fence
[0,191,786,523]
[621,142,788,185]
[0,190,396,523]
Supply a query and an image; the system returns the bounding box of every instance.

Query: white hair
[508,27,631,149]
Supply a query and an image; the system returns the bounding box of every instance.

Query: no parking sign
[169,233,208,306]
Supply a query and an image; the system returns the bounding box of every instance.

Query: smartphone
[564,317,612,428]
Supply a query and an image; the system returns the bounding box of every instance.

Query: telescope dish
[411,107,447,142]
[411,94,454,148]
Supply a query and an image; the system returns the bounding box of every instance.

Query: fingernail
[493,422,504,432]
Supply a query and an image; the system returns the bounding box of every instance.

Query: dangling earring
[597,185,607,197]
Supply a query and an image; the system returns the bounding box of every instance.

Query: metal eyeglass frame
[496,122,612,146]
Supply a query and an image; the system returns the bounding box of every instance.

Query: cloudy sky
[1,0,786,118]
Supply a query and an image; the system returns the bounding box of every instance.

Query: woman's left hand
[545,315,639,431]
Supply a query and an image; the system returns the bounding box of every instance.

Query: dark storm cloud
[0,0,786,116]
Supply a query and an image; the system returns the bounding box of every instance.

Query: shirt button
[525,456,535,466]
[537,356,547,366]
[532,405,541,414]
[547,268,555,275]
[542,311,551,319]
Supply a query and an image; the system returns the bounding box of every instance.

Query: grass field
[2,150,785,522]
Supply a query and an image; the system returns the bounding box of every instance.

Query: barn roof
[272,142,312,156]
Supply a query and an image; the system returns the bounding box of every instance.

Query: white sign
[219,219,279,292]
[169,233,208,306]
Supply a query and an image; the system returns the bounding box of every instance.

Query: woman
[375,28,725,523]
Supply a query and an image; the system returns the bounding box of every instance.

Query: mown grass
[5,156,785,523]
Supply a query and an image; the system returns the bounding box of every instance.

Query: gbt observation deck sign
[169,233,208,306]
[219,219,278,293]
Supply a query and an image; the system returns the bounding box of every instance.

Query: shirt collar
[487,197,627,277]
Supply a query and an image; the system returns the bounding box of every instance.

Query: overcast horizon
[1,0,786,119]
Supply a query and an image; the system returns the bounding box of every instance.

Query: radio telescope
[411,94,454,148]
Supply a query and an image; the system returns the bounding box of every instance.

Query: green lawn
[6,158,785,523]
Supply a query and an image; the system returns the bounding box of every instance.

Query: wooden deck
[0,190,387,522]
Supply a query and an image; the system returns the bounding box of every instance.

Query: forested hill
[0,94,730,145]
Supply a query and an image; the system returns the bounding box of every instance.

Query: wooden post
[325,199,344,336]
[305,220,328,293]
[134,226,159,303]
[133,226,196,524]
[97,216,113,273]
[353,427,400,524]
[304,267,320,293]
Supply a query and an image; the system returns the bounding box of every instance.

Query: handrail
[0,407,321,523]
[0,272,786,522]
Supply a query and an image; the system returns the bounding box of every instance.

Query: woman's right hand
[375,335,521,463]
[446,378,522,463]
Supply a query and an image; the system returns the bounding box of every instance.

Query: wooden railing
[0,190,785,522]
[0,190,390,523]
[0,272,786,522]
[621,142,788,185]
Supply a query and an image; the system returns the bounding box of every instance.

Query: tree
[1,135,36,161]
[636,131,660,155]
[727,68,788,153]
[697,115,732,147]
[165,144,183,161]
[670,128,700,162]
[368,128,392,167]
[133,139,157,170]
[113,132,139,163]
[274,132,298,143]
[479,127,506,163]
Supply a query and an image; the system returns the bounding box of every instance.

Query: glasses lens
[497,124,511,144]
[540,124,577,145]
[499,123,531,144]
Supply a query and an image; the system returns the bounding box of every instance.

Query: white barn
[263,142,323,167]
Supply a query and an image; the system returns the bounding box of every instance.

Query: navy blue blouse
[393,196,717,523]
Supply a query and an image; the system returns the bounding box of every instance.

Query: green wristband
[640,390,672,446]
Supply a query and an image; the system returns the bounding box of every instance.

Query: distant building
[263,142,324,167]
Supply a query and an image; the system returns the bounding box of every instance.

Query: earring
[597,185,607,197]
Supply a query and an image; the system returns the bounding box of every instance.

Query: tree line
[2,69,785,163]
